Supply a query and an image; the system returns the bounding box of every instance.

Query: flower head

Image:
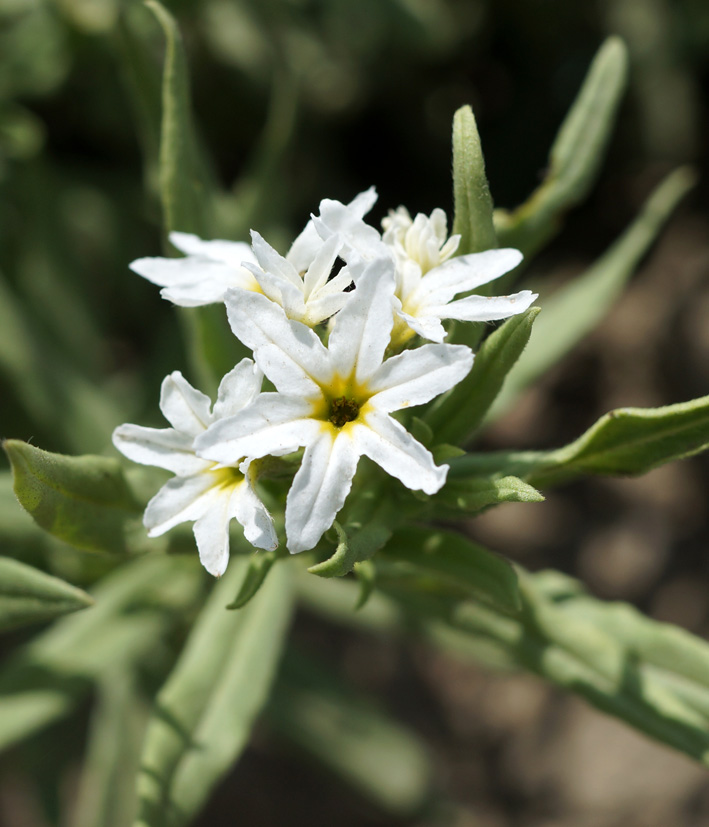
[313,191,538,345]
[196,258,474,554]
[112,362,276,576]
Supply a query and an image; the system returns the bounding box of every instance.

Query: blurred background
[1,0,709,824]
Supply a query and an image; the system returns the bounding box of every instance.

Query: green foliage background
[1,0,709,825]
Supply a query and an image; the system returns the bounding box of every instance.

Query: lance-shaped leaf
[445,569,709,766]
[452,104,497,256]
[0,557,93,631]
[494,37,628,257]
[4,440,143,555]
[71,672,147,827]
[489,166,696,421]
[381,527,521,614]
[424,307,539,444]
[450,394,709,488]
[432,474,543,516]
[135,556,294,827]
[146,0,211,237]
[146,1,246,392]
[0,555,201,753]
[269,649,433,816]
[227,547,285,610]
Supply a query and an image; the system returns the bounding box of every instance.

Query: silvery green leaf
[447,569,709,766]
[134,556,294,827]
[269,650,433,816]
[433,474,544,515]
[381,527,521,614]
[0,557,93,631]
[489,166,696,421]
[71,672,147,827]
[425,307,539,444]
[451,104,497,255]
[0,555,201,753]
[451,393,709,487]
[494,38,628,257]
[4,440,144,555]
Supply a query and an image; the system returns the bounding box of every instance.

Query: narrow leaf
[0,555,201,753]
[433,474,543,515]
[227,547,284,610]
[135,557,293,827]
[269,649,432,816]
[72,672,147,827]
[494,38,629,257]
[437,568,709,766]
[424,307,539,443]
[490,166,696,421]
[451,393,709,487]
[0,557,93,631]
[382,527,521,614]
[146,0,210,237]
[451,104,497,255]
[4,440,142,555]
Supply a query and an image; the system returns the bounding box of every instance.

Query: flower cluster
[115,189,537,575]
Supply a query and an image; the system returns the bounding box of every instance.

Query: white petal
[396,309,447,343]
[368,343,473,412]
[246,265,305,319]
[225,289,332,384]
[285,429,359,554]
[130,258,256,306]
[113,423,209,476]
[435,290,538,322]
[213,359,263,420]
[413,248,523,305]
[196,394,318,465]
[144,472,220,536]
[353,411,447,494]
[328,258,396,383]
[193,487,233,577]
[286,219,322,273]
[232,469,278,551]
[250,231,303,289]
[300,292,351,327]
[159,371,212,435]
[313,187,384,262]
[169,232,257,269]
[302,234,342,298]
[255,343,322,397]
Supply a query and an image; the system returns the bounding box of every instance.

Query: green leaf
[381,527,521,614]
[4,440,144,555]
[269,649,432,816]
[424,307,539,443]
[226,547,285,610]
[0,555,202,753]
[451,104,497,255]
[71,672,147,827]
[490,166,697,422]
[0,557,93,631]
[135,556,294,827]
[146,0,211,237]
[494,38,629,257]
[450,393,709,488]
[308,477,398,578]
[445,569,709,766]
[433,474,544,515]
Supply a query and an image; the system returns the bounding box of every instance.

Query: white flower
[112,362,277,576]
[241,231,352,327]
[130,232,261,307]
[195,258,474,554]
[313,192,538,346]
[128,191,375,319]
